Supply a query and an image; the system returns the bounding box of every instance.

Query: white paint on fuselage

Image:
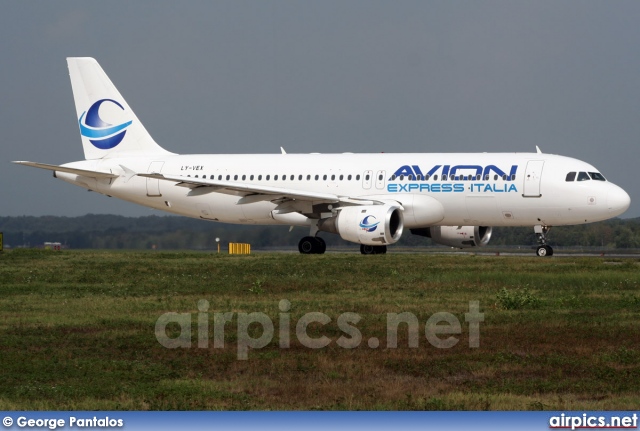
[56,152,630,229]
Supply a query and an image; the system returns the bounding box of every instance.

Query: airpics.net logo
[155,300,483,360]
[78,99,132,150]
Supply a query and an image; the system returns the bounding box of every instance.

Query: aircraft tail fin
[67,57,174,160]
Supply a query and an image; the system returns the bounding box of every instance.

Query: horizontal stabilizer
[12,161,118,179]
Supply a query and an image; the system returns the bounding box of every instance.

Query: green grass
[0,250,639,410]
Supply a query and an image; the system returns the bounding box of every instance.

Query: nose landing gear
[534,225,553,257]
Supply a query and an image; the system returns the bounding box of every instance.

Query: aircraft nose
[607,185,631,215]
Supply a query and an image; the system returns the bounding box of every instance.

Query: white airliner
[14,58,631,256]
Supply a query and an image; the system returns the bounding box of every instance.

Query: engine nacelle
[318,204,404,245]
[411,226,492,248]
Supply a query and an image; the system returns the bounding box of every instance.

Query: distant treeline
[1,214,639,250]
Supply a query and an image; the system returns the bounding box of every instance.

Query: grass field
[0,249,639,410]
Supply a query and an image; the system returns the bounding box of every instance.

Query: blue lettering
[411,165,424,179]
[431,184,441,192]
[420,184,430,192]
[387,184,397,193]
[508,184,518,193]
[454,184,465,192]
[442,184,453,192]
[426,165,442,177]
[391,166,414,178]
[408,184,419,191]
[449,165,483,178]
[483,184,493,193]
[398,184,408,192]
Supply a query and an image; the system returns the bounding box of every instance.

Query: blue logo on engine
[359,215,380,233]
[78,99,132,150]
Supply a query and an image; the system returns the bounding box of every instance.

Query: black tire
[360,244,387,255]
[360,244,376,255]
[536,245,553,257]
[314,237,326,254]
[298,236,316,254]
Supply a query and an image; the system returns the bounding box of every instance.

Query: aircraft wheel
[360,244,376,255]
[298,236,316,254]
[360,245,386,255]
[315,237,326,254]
[536,245,553,257]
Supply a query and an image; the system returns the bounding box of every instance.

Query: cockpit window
[577,172,590,181]
[589,172,606,181]
[565,172,576,182]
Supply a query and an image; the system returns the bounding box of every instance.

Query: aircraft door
[362,170,373,189]
[375,170,386,190]
[146,161,164,197]
[523,160,544,197]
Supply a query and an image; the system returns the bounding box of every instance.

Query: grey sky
[2,1,639,218]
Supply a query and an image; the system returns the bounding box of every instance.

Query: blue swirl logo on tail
[359,215,379,233]
[79,99,132,149]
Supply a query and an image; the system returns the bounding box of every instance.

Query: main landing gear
[534,225,553,257]
[298,236,326,254]
[360,245,387,255]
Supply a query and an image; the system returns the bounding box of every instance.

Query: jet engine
[411,225,492,248]
[318,204,404,245]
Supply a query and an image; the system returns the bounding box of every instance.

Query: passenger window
[425,174,430,181]
[356,175,361,180]
[577,172,590,181]
[331,175,336,180]
[315,175,319,180]
[565,172,576,182]
[502,175,507,180]
[589,172,606,181]
[442,175,447,181]
[307,175,311,180]
[433,175,438,181]
[266,175,270,180]
[242,175,246,180]
[323,175,327,180]
[510,174,515,181]
[258,175,262,180]
[348,175,352,180]
[291,175,295,180]
[339,175,343,180]
[365,174,370,180]
[226,175,230,180]
[249,175,254,180]
[399,175,404,181]
[378,174,383,180]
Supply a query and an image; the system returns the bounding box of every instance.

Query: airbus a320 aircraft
[14,58,631,256]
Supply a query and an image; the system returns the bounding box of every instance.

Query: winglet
[536,146,542,154]
[280,147,287,154]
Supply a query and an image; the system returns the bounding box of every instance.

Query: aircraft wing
[12,161,118,179]
[138,172,379,205]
